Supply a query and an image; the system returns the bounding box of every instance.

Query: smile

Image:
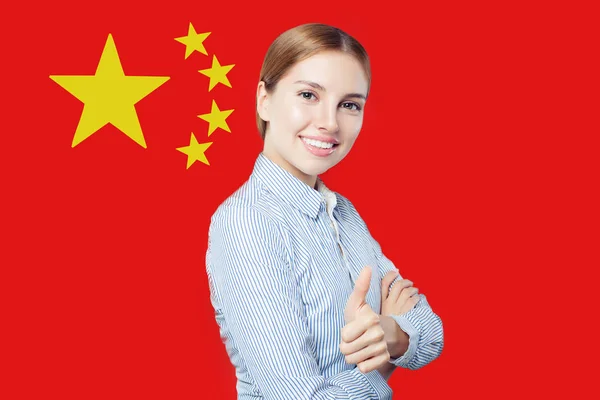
[300,137,339,157]
[301,137,336,149]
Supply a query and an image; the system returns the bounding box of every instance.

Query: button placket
[318,184,354,288]
[325,211,353,287]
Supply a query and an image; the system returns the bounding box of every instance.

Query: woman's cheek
[340,116,363,139]
[288,103,313,131]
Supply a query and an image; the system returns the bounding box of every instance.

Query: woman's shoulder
[207,180,292,265]
[209,177,286,233]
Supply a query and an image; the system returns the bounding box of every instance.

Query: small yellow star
[174,23,211,59]
[50,34,169,148]
[198,100,234,137]
[176,132,213,168]
[198,55,235,91]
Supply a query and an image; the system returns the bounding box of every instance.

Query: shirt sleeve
[206,204,393,400]
[369,232,445,370]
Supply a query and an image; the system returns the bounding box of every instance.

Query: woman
[206,23,444,399]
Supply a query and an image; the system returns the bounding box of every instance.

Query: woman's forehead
[281,51,369,94]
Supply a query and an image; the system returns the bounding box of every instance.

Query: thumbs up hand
[339,266,391,374]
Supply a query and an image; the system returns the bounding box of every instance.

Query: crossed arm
[363,214,445,376]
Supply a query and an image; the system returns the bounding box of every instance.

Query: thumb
[348,266,372,307]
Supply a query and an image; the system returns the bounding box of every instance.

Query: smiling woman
[205,22,444,400]
[255,26,370,188]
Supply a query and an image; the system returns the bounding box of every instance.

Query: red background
[2,0,598,398]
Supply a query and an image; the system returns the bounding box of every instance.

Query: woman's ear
[256,81,270,122]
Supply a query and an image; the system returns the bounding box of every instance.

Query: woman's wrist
[375,361,396,381]
[380,315,410,359]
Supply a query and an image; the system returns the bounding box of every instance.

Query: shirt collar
[252,152,335,220]
[316,175,338,216]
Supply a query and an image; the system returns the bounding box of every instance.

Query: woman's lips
[300,137,338,157]
[299,135,340,145]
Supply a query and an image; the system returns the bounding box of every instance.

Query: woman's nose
[315,104,339,133]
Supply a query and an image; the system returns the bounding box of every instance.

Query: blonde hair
[256,23,371,140]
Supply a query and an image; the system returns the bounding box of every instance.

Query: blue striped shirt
[206,152,444,399]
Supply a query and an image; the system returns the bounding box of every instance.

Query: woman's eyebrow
[294,80,366,100]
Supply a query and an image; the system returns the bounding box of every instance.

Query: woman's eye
[342,102,361,111]
[300,92,315,100]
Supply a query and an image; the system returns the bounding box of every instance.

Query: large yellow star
[198,55,235,91]
[50,34,169,148]
[174,23,211,59]
[176,132,213,168]
[198,100,234,137]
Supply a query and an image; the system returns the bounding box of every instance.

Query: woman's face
[257,50,369,188]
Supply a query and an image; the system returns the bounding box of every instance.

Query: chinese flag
[2,1,597,399]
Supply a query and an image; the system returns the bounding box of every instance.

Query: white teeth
[301,137,335,149]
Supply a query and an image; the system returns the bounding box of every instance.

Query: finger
[357,351,391,374]
[345,340,388,365]
[340,324,385,356]
[406,293,420,310]
[398,287,419,302]
[341,313,380,344]
[345,267,375,324]
[388,279,413,304]
[380,271,399,302]
[354,266,372,302]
